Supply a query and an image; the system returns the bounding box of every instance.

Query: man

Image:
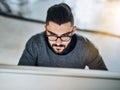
[18,3,108,70]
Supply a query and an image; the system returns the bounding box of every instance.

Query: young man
[18,3,108,70]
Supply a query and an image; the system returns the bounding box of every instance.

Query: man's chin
[54,49,63,54]
[52,44,65,54]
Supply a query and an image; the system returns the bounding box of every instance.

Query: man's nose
[56,37,62,44]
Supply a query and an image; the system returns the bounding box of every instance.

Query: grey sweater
[18,32,107,70]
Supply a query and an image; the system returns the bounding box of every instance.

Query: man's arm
[85,38,108,70]
[18,37,38,66]
[87,53,108,70]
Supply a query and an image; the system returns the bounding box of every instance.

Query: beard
[52,44,65,47]
[52,44,66,54]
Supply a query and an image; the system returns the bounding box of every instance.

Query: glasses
[46,30,73,42]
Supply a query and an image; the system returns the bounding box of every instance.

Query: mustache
[52,44,65,47]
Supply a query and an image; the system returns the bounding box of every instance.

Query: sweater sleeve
[18,36,38,66]
[85,38,108,70]
[87,50,108,70]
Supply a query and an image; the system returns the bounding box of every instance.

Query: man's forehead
[47,30,72,36]
[47,21,71,30]
[47,21,71,28]
[46,21,73,36]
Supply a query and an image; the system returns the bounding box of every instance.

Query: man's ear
[44,24,47,31]
[73,26,77,33]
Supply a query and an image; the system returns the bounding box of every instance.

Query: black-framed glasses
[46,30,73,42]
[46,35,72,41]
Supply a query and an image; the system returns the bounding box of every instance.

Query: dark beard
[51,44,65,54]
[52,44,65,48]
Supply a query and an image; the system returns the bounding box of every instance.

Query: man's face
[45,21,76,54]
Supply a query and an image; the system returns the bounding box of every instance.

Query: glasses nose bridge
[56,36,62,42]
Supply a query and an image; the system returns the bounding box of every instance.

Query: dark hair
[46,3,74,26]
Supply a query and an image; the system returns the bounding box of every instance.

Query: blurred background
[0,0,120,72]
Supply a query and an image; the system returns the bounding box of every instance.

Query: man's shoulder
[26,32,45,45]
[76,34,96,48]
[31,31,44,39]
[76,34,89,43]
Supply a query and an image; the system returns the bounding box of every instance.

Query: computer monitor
[0,65,120,90]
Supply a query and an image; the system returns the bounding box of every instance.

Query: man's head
[45,3,76,54]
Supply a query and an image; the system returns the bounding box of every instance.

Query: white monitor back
[0,65,120,90]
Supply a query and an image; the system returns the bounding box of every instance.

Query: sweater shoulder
[76,34,89,44]
[25,32,45,49]
[76,34,97,50]
[28,32,45,43]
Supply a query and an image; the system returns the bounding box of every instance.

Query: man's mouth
[52,44,65,53]
[52,44,65,47]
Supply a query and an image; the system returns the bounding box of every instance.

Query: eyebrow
[47,30,56,35]
[47,30,72,36]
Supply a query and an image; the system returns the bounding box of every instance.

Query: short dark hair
[46,3,74,26]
